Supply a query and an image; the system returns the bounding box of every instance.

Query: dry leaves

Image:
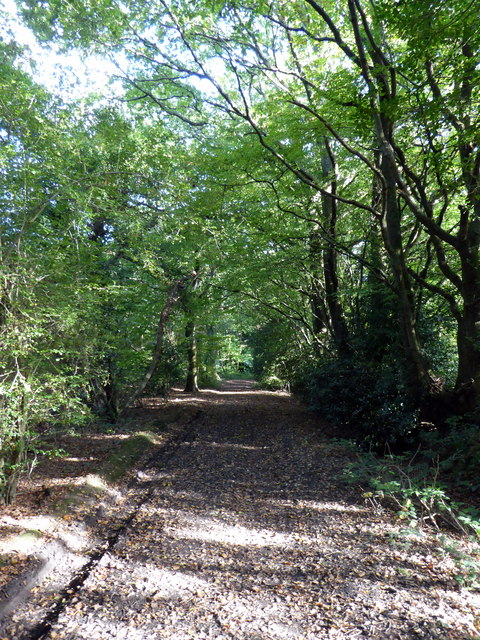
[1,383,479,639]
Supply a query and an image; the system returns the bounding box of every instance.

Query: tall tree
[13,0,480,421]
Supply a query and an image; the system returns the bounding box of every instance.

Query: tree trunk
[379,153,433,397]
[1,438,25,505]
[308,229,329,341]
[321,146,350,356]
[362,222,397,363]
[184,319,199,393]
[121,280,182,413]
[202,325,220,385]
[0,384,28,505]
[454,227,480,410]
[102,354,119,421]
[455,314,480,409]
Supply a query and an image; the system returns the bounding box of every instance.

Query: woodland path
[2,381,479,639]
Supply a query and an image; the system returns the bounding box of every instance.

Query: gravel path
[3,382,480,639]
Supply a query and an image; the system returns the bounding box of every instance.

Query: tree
[0,46,99,502]
[78,0,477,413]
[10,0,480,444]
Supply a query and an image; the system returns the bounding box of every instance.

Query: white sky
[1,0,123,101]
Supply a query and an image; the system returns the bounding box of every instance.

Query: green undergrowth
[255,374,289,391]
[220,372,256,381]
[337,441,480,589]
[343,449,480,536]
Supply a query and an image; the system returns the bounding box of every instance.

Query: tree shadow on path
[7,382,480,640]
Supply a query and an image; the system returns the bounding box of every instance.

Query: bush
[198,370,221,389]
[256,374,287,391]
[343,450,480,538]
[420,420,480,491]
[0,372,91,504]
[298,357,418,449]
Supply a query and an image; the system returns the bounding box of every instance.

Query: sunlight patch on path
[172,515,296,548]
[129,563,210,599]
[64,553,311,639]
[261,498,365,514]
[205,389,290,396]
[201,441,268,451]
[0,514,89,553]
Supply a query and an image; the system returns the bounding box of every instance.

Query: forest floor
[0,380,479,639]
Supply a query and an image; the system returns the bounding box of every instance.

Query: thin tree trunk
[101,354,119,421]
[184,318,199,393]
[121,280,182,413]
[321,142,351,356]
[203,325,220,385]
[0,380,28,505]
[308,228,329,341]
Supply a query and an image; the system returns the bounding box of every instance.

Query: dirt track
[2,382,479,639]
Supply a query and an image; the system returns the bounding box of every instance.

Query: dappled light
[172,516,296,548]
[262,498,365,514]
[1,385,479,638]
[0,513,91,556]
[2,0,480,636]
[207,442,266,451]
[1,515,56,534]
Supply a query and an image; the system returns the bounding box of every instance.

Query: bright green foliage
[0,56,94,502]
[2,0,480,505]
[343,450,480,537]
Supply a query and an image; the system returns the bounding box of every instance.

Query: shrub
[256,374,287,391]
[298,357,418,449]
[343,450,480,537]
[420,420,480,491]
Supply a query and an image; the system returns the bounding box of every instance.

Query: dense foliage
[1,0,479,503]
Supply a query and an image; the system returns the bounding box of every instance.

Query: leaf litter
[0,380,479,639]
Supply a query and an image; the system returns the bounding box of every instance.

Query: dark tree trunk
[357,151,397,363]
[378,152,433,397]
[455,314,480,410]
[449,41,480,411]
[454,223,480,410]
[103,354,119,421]
[310,288,329,339]
[320,142,351,355]
[1,437,25,505]
[308,229,329,341]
